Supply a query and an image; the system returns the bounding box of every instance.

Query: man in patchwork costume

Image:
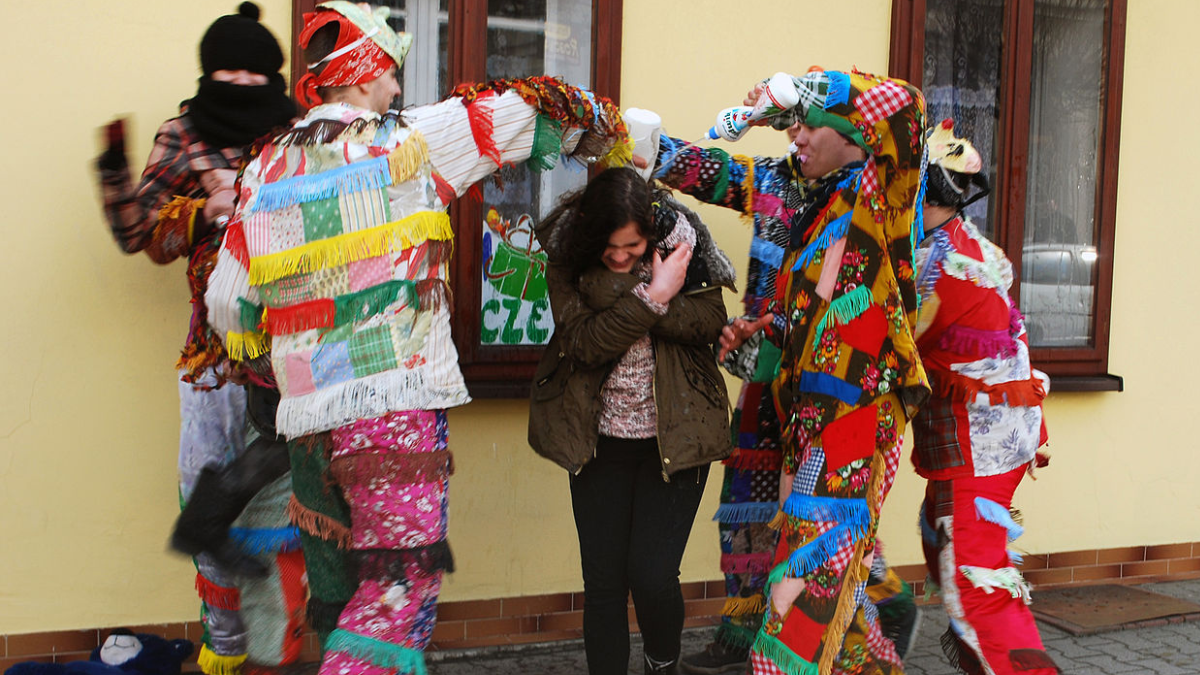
[95,5,306,674]
[912,120,1058,675]
[652,70,924,675]
[204,3,630,674]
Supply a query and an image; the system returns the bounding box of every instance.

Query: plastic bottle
[705,72,801,141]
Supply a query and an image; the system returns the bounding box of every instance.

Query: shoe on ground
[679,641,748,675]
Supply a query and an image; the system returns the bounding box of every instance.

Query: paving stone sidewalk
[427,579,1200,675]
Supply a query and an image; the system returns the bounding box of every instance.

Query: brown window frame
[890,0,1125,392]
[291,0,624,399]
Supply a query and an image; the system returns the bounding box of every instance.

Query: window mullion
[996,0,1036,288]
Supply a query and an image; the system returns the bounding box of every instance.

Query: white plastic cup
[623,107,662,180]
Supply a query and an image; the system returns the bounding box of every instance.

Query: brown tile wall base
[7,541,1200,665]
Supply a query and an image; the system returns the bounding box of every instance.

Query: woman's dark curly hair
[546,167,655,280]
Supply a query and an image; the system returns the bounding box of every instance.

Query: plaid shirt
[97,112,242,263]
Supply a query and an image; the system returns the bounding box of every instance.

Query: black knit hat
[199,2,284,76]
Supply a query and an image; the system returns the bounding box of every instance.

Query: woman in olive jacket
[529,167,735,675]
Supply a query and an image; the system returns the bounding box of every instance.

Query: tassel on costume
[721,595,766,617]
[721,552,774,575]
[388,130,430,184]
[715,622,757,651]
[974,496,1025,541]
[324,629,428,675]
[752,632,818,675]
[466,92,501,165]
[195,573,240,611]
[247,211,453,286]
[812,284,873,339]
[287,495,352,547]
[228,526,303,555]
[197,645,248,675]
[714,501,779,524]
[940,626,986,675]
[793,211,853,272]
[250,156,392,213]
[528,115,564,171]
[738,154,756,225]
[224,330,270,361]
[1010,648,1062,673]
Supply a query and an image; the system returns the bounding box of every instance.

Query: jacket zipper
[652,338,670,483]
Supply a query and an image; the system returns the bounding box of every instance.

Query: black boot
[170,434,291,577]
[645,655,680,675]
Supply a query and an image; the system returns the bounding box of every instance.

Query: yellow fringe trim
[721,595,766,617]
[247,211,453,286]
[225,330,269,361]
[601,137,634,168]
[766,509,786,532]
[738,154,755,226]
[197,644,247,675]
[389,129,430,184]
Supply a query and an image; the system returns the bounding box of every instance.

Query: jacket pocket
[682,348,728,409]
[532,343,570,402]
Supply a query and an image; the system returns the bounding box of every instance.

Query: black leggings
[570,435,710,675]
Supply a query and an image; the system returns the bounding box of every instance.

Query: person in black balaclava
[94,4,309,675]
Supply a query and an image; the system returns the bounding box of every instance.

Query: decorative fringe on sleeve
[238,298,264,332]
[778,525,857,579]
[247,211,452,286]
[450,76,629,166]
[229,526,303,555]
[930,371,1046,407]
[721,552,774,575]
[465,91,501,166]
[324,629,428,675]
[938,325,1018,360]
[250,156,392,213]
[738,155,756,223]
[752,633,819,675]
[974,496,1025,541]
[197,645,248,675]
[224,330,270,361]
[528,116,564,171]
[195,573,240,610]
[721,595,766,617]
[714,501,780,524]
[148,195,202,263]
[389,130,430,184]
[812,284,873,339]
[723,448,784,471]
[287,495,352,548]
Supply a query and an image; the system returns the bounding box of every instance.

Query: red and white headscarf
[295,1,413,107]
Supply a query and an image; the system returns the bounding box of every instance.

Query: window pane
[380,0,449,107]
[922,0,1005,238]
[1019,0,1105,348]
[479,0,593,347]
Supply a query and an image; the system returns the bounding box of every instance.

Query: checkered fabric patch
[349,324,398,377]
[912,397,967,473]
[794,446,825,496]
[751,650,787,675]
[859,584,902,665]
[859,155,880,201]
[876,432,903,503]
[856,80,912,124]
[822,526,857,576]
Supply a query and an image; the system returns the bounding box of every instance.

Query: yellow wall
[3,0,1198,637]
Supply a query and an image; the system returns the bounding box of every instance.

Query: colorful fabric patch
[837,304,887,355]
[349,325,398,377]
[856,80,912,124]
[348,255,393,292]
[312,341,355,389]
[821,404,879,471]
[302,197,345,242]
[798,371,862,405]
[284,350,317,396]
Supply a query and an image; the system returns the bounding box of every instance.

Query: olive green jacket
[528,262,731,479]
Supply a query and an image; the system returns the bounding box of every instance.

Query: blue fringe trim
[751,236,785,269]
[913,144,930,247]
[324,629,427,675]
[1009,549,1025,566]
[975,497,1024,541]
[653,135,683,179]
[781,494,870,527]
[714,501,780,524]
[229,526,303,555]
[797,371,862,405]
[824,71,852,110]
[915,229,950,298]
[793,211,852,272]
[250,156,393,213]
[782,524,860,578]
